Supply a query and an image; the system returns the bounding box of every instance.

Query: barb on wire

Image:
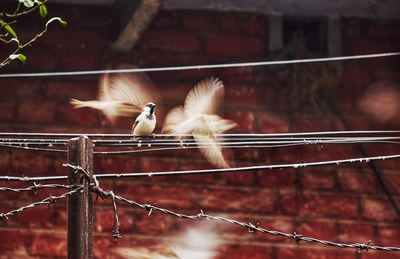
[0,185,83,220]
[108,191,400,252]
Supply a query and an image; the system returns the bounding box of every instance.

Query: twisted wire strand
[0,185,84,220]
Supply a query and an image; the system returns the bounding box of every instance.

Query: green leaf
[0,20,17,38]
[39,4,47,17]
[46,17,68,28]
[19,0,34,8]
[9,53,27,64]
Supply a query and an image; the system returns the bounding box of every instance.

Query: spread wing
[184,77,224,115]
[193,133,229,168]
[71,71,160,121]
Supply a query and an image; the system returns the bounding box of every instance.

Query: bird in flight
[70,72,159,137]
[163,77,237,168]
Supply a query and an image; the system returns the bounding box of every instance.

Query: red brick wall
[0,4,399,259]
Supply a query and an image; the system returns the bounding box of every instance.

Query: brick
[0,99,15,120]
[351,40,400,55]
[97,156,140,172]
[297,219,336,240]
[11,151,51,175]
[361,198,398,222]
[205,34,265,57]
[95,207,135,234]
[45,80,98,99]
[257,112,289,133]
[182,13,216,31]
[243,17,267,35]
[342,19,363,38]
[63,53,97,70]
[138,30,201,53]
[220,16,241,32]
[338,221,375,243]
[152,11,180,29]
[340,62,373,89]
[361,251,400,259]
[276,246,356,259]
[287,192,359,218]
[17,99,56,124]
[338,169,377,193]
[0,150,10,174]
[56,100,99,127]
[383,171,400,194]
[220,171,256,186]
[199,188,276,213]
[258,169,297,189]
[368,21,400,38]
[15,204,53,228]
[217,244,274,259]
[226,111,255,132]
[28,231,67,257]
[0,79,39,97]
[290,112,334,132]
[300,168,336,190]
[23,49,58,70]
[0,229,28,254]
[134,211,177,235]
[225,83,266,109]
[116,183,197,209]
[378,225,400,246]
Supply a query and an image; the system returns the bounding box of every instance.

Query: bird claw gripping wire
[292,232,303,245]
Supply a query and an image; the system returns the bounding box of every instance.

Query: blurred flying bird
[70,71,159,136]
[163,77,237,168]
[110,224,222,259]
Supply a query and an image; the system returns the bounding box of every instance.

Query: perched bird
[70,71,159,136]
[163,77,237,168]
[132,102,157,136]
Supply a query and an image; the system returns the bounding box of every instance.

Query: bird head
[144,102,156,115]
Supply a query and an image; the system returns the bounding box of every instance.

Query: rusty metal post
[67,136,93,259]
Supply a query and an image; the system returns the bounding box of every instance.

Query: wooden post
[67,136,93,259]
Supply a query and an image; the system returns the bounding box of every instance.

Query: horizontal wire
[1,153,399,182]
[94,140,400,155]
[0,52,399,78]
[0,186,83,220]
[1,136,399,146]
[0,130,399,138]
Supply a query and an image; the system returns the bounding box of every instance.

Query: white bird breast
[133,114,156,135]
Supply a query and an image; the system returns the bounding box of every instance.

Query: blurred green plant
[0,0,67,68]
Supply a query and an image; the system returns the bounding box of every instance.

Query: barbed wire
[0,52,399,78]
[0,185,83,220]
[89,179,400,252]
[0,183,78,192]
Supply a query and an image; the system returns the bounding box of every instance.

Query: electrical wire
[0,52,399,78]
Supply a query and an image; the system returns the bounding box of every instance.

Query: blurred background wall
[0,0,399,258]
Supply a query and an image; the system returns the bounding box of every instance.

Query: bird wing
[70,71,160,121]
[193,133,229,168]
[162,106,188,134]
[184,77,224,115]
